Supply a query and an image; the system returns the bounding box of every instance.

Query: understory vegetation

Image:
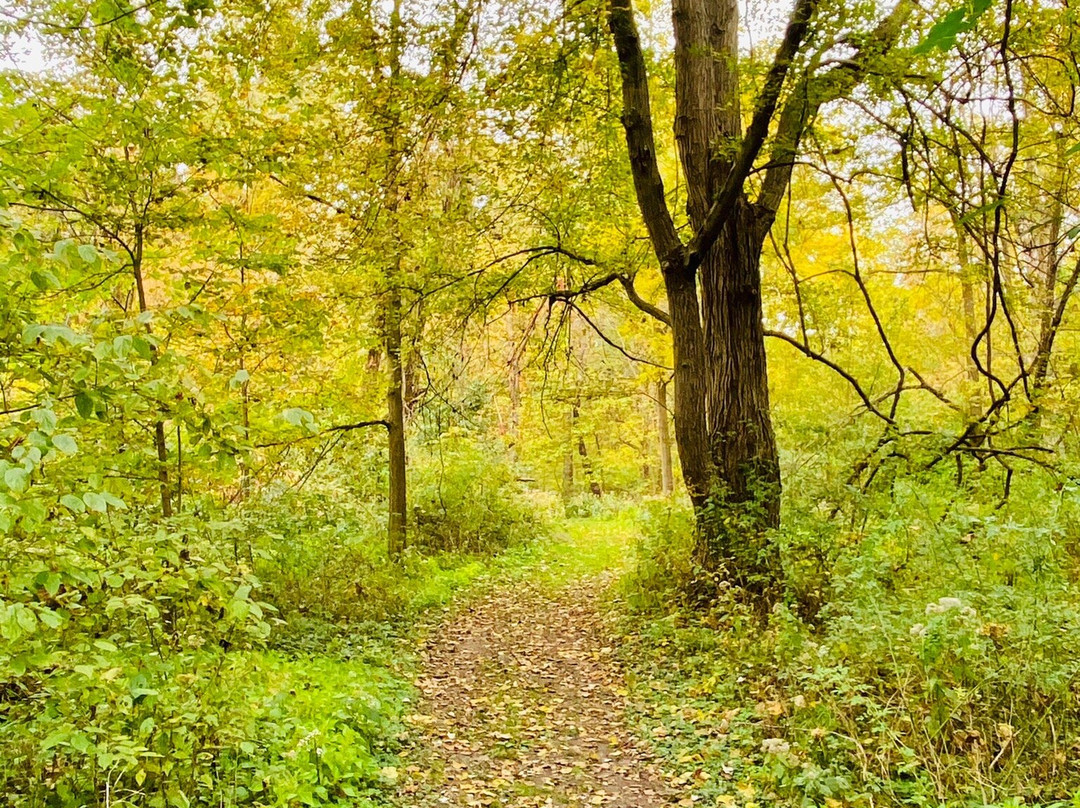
[1,435,545,806]
[620,459,1080,806]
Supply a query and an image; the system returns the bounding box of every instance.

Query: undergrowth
[0,437,546,807]
[617,467,1080,808]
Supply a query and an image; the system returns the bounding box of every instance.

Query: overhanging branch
[764,329,892,422]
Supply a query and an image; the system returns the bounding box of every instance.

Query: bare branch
[618,273,671,326]
[255,420,389,448]
[757,0,916,219]
[564,301,670,368]
[764,329,892,422]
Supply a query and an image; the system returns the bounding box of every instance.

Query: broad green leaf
[30,269,61,290]
[282,408,315,428]
[77,244,98,264]
[61,494,87,513]
[83,492,108,513]
[4,468,29,493]
[75,392,95,419]
[52,434,78,455]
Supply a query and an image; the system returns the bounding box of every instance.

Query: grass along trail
[396,518,678,807]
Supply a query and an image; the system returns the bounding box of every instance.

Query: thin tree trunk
[131,223,173,518]
[238,207,252,503]
[1032,143,1066,394]
[578,433,602,497]
[154,421,173,518]
[656,379,674,496]
[175,423,183,514]
[386,274,407,558]
[562,404,576,503]
[384,0,407,559]
[507,302,521,453]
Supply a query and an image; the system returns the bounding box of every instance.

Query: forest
[1,0,1079,804]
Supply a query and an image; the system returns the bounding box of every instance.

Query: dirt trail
[397,573,675,807]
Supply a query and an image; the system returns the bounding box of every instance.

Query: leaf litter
[397,573,679,807]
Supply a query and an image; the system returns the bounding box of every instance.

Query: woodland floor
[396,560,678,807]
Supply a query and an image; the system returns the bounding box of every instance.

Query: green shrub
[619,469,1080,806]
[0,512,405,806]
[409,431,543,554]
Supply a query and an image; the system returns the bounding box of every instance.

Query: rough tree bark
[607,0,912,588]
[385,271,408,559]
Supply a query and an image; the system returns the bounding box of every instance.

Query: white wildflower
[761,738,790,756]
[926,597,964,615]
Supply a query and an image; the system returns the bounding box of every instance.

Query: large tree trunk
[670,0,779,577]
[698,205,780,576]
[608,0,908,593]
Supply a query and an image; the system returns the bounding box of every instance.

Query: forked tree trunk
[607,0,910,592]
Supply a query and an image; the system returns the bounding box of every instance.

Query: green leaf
[83,492,108,513]
[229,369,251,389]
[30,269,61,290]
[101,491,127,510]
[42,572,63,597]
[51,239,75,263]
[41,732,69,750]
[4,467,29,493]
[77,244,99,264]
[75,392,95,419]
[52,434,78,455]
[61,494,87,513]
[914,0,995,54]
[282,408,315,429]
[132,336,154,360]
[32,408,57,432]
